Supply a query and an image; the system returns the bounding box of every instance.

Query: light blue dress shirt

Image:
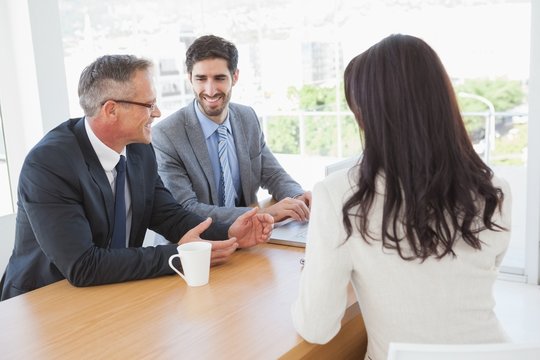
[194,101,241,206]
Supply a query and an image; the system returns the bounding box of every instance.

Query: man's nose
[204,80,217,95]
[151,104,161,118]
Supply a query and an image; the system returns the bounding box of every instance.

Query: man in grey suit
[0,55,273,300]
[153,35,311,225]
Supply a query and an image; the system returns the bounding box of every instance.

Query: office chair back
[324,155,361,177]
[387,342,540,360]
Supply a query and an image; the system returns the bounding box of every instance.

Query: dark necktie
[217,125,235,207]
[111,155,126,248]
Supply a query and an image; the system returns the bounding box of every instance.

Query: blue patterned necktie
[217,125,236,207]
[111,155,126,248]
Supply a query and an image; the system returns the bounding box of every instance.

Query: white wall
[27,0,70,133]
[0,0,42,205]
[525,0,540,284]
[0,0,70,206]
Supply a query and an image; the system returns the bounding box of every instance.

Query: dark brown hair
[342,34,505,261]
[185,35,238,75]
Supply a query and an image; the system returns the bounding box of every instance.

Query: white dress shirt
[85,118,132,246]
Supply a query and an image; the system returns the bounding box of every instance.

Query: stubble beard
[197,91,232,119]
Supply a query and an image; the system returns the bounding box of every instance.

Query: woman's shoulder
[316,167,359,202]
[491,173,512,200]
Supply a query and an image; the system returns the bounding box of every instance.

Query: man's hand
[178,217,238,266]
[228,207,274,248]
[295,191,312,208]
[261,192,311,222]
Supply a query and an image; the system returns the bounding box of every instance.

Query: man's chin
[140,132,152,144]
[202,105,225,118]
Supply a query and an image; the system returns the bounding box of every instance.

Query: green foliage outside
[304,115,337,156]
[266,78,527,165]
[266,116,300,154]
[287,85,348,111]
[455,77,525,138]
[491,122,528,165]
[268,84,361,156]
[266,113,361,157]
[455,78,527,165]
[341,115,362,157]
[456,78,524,113]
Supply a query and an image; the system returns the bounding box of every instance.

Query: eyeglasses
[103,99,158,112]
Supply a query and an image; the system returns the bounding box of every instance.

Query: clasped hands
[178,207,274,266]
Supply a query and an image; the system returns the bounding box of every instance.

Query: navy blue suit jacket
[1,118,228,300]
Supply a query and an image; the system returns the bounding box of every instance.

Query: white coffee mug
[168,241,212,287]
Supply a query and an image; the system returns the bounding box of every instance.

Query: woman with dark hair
[292,34,511,360]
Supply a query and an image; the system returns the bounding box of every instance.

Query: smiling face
[115,69,161,146]
[190,58,239,124]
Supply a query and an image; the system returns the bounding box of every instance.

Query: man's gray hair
[78,55,153,116]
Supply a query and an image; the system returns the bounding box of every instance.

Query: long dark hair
[342,34,505,261]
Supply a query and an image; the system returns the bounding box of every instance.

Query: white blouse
[292,168,511,360]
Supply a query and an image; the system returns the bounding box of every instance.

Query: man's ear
[232,69,239,86]
[101,100,117,116]
[188,72,193,84]
[101,100,119,121]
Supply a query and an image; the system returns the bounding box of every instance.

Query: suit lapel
[73,118,115,234]
[184,103,220,204]
[229,107,252,205]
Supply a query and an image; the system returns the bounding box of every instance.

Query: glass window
[57,0,531,272]
[0,105,14,216]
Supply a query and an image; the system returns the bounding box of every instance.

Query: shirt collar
[84,117,127,172]
[194,100,232,139]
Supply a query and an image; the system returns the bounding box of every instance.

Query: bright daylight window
[57,0,531,272]
[0,106,13,216]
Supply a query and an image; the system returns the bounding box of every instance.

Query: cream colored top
[292,168,511,360]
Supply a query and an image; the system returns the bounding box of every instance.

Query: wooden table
[0,244,366,359]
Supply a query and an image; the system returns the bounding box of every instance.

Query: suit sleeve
[153,122,250,224]
[19,144,227,288]
[146,170,231,241]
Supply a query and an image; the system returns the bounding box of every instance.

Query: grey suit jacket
[153,101,304,224]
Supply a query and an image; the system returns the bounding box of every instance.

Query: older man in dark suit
[0,55,273,300]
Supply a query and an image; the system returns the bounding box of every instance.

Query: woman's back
[292,34,512,360]
[293,168,511,360]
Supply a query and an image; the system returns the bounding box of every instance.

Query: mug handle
[168,254,187,283]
